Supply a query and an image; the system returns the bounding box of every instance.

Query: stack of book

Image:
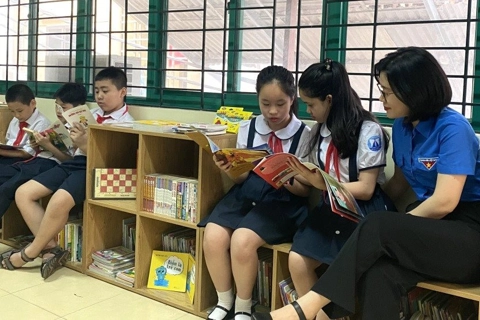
[57,219,83,262]
[132,120,179,133]
[173,123,227,135]
[278,277,298,306]
[142,174,198,222]
[162,228,196,257]
[115,267,135,288]
[254,248,273,307]
[122,217,136,251]
[88,246,135,278]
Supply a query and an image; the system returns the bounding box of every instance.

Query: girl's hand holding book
[286,156,327,191]
[213,154,232,172]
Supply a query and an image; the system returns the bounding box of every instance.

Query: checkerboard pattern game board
[94,168,137,199]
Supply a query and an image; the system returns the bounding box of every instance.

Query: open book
[253,153,364,223]
[23,120,73,154]
[185,131,271,178]
[62,105,97,128]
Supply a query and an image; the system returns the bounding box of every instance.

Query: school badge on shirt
[367,135,381,152]
[418,157,438,170]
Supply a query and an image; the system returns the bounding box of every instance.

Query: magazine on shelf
[185,131,271,178]
[253,153,364,222]
[23,120,73,153]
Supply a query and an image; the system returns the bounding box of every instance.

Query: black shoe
[252,312,272,320]
[207,305,234,320]
[252,301,306,320]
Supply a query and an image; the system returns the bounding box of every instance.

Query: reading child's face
[7,99,36,122]
[94,79,127,115]
[258,82,292,131]
[55,98,74,124]
[299,90,331,123]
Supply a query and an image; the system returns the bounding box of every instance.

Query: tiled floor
[0,243,203,320]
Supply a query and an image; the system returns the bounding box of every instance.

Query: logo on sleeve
[418,157,438,170]
[367,136,381,152]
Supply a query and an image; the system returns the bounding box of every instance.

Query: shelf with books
[83,124,236,317]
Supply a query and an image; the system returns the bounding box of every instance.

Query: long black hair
[374,47,452,123]
[256,65,299,116]
[299,59,389,158]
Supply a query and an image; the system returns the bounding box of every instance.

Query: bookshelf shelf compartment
[83,125,237,317]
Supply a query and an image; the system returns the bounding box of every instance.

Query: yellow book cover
[147,250,189,292]
[186,254,196,304]
[213,106,252,133]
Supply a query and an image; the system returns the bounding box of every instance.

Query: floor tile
[13,267,125,316]
[0,294,59,319]
[63,291,202,320]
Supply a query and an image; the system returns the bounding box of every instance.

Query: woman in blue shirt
[252,47,480,320]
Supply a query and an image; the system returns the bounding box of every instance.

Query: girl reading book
[198,66,310,320]
[284,59,396,320]
[252,47,480,320]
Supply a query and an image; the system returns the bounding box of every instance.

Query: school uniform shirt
[301,121,387,184]
[236,114,310,156]
[392,107,480,201]
[74,104,134,157]
[5,108,51,157]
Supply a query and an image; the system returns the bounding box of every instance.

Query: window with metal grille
[1,0,480,129]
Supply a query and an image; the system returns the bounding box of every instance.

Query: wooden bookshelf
[83,124,236,317]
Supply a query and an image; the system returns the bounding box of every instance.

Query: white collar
[320,122,332,138]
[23,108,40,126]
[99,103,128,120]
[254,114,303,140]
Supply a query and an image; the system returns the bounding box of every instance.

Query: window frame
[1,0,480,130]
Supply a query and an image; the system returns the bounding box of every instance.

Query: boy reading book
[7,67,134,280]
[0,84,84,221]
[0,84,51,166]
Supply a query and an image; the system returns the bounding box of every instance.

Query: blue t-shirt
[392,107,480,202]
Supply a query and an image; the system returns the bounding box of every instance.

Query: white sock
[234,296,252,320]
[208,289,234,320]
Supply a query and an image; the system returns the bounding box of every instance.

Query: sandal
[40,247,70,279]
[252,301,306,320]
[1,246,35,270]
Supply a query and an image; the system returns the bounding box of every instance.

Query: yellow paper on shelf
[213,106,252,134]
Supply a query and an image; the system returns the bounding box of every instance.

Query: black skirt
[198,173,309,244]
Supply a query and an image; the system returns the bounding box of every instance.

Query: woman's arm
[408,173,466,219]
[382,166,410,202]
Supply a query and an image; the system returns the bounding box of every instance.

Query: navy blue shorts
[33,156,86,205]
[0,157,58,217]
